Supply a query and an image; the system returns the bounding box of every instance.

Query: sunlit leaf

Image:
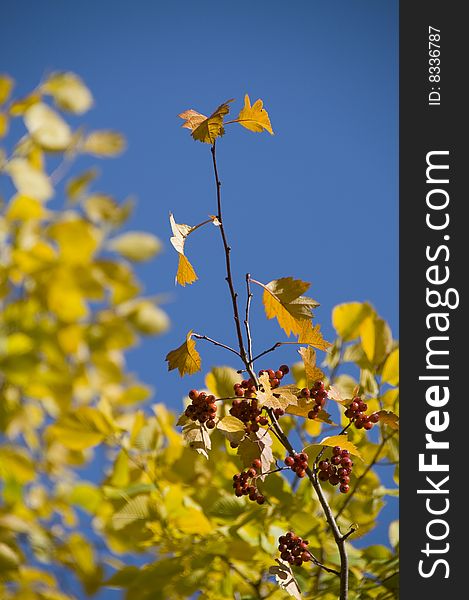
[256,373,298,411]
[0,112,8,138]
[83,130,126,156]
[0,74,14,105]
[237,430,273,479]
[165,330,201,376]
[297,321,331,351]
[66,168,99,200]
[332,301,374,341]
[107,231,161,262]
[381,347,399,386]
[24,102,72,150]
[236,94,274,135]
[377,410,400,430]
[169,213,198,285]
[304,434,362,460]
[179,99,233,144]
[182,422,211,459]
[262,277,318,336]
[360,315,392,365]
[205,366,239,398]
[269,559,302,600]
[42,71,93,114]
[298,346,324,386]
[5,195,46,221]
[6,158,53,201]
[47,407,116,450]
[176,253,198,286]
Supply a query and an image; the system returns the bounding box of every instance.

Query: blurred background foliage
[0,74,398,599]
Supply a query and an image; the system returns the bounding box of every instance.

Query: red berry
[267,370,275,379]
[331,455,341,466]
[370,413,380,423]
[256,495,265,504]
[364,421,373,430]
[275,370,283,379]
[332,446,341,456]
[341,457,352,468]
[189,389,199,400]
[299,452,308,462]
[285,456,295,467]
[318,460,329,471]
[301,552,310,562]
[350,401,359,411]
[279,365,289,374]
[252,458,262,470]
[247,468,257,478]
[340,475,350,485]
[271,378,280,388]
[329,474,340,485]
[301,388,310,398]
[206,419,215,429]
[296,469,306,478]
[318,470,329,481]
[339,484,350,494]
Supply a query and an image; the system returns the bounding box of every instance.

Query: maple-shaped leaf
[178,99,233,144]
[256,373,298,411]
[169,213,198,286]
[377,410,400,430]
[182,421,211,459]
[262,277,319,337]
[297,321,332,351]
[298,346,324,386]
[238,430,273,480]
[165,330,201,376]
[269,559,302,600]
[236,94,274,135]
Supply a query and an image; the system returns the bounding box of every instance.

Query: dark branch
[192,333,241,358]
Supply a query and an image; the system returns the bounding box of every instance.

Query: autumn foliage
[1,76,398,599]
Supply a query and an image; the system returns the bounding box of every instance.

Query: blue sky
[3,0,398,596]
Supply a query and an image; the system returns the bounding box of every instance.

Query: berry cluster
[232,459,265,504]
[344,396,380,430]
[259,364,289,389]
[278,532,311,566]
[229,398,268,432]
[299,380,328,420]
[285,452,308,478]
[185,390,217,428]
[317,446,353,493]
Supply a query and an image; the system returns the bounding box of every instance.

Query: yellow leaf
[205,366,239,398]
[359,316,392,365]
[42,71,93,114]
[165,330,201,376]
[176,253,198,286]
[262,277,318,336]
[107,231,161,262]
[297,321,331,351]
[174,507,212,535]
[83,130,126,156]
[24,102,72,150]
[9,92,41,116]
[49,219,101,264]
[381,347,399,386]
[0,542,21,570]
[315,434,361,458]
[169,213,198,286]
[298,346,324,386]
[377,410,400,430]
[0,112,8,138]
[6,195,46,221]
[6,158,53,201]
[332,302,374,341]
[257,373,298,410]
[0,447,35,483]
[66,168,99,200]
[237,430,274,478]
[179,99,233,144]
[126,301,169,335]
[269,559,302,600]
[0,74,14,104]
[182,421,211,458]
[217,416,245,433]
[2,332,34,356]
[237,94,274,135]
[47,269,88,322]
[47,406,116,450]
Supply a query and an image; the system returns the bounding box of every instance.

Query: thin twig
[308,550,341,577]
[245,273,254,364]
[192,333,241,358]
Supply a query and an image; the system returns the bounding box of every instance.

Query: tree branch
[245,273,254,365]
[192,333,241,358]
